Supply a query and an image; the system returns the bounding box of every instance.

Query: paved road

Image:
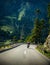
[0,44,50,65]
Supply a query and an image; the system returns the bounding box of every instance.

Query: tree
[32,9,41,43]
[30,18,47,44]
[40,19,48,43]
[26,9,41,43]
[35,8,41,18]
[31,18,41,44]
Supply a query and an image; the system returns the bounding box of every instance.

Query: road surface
[0,44,50,65]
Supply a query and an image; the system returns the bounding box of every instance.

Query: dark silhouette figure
[27,42,30,48]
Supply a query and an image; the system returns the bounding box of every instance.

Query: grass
[36,44,50,59]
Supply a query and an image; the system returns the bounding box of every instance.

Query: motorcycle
[27,42,30,48]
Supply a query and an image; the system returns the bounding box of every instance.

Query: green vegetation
[0,40,12,51]
[25,3,50,59]
[36,44,50,58]
[0,40,11,47]
[17,40,23,43]
[0,3,50,53]
[4,40,11,44]
[26,14,48,44]
[1,26,14,33]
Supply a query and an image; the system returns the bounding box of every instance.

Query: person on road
[27,42,30,48]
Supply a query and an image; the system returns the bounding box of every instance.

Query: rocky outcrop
[44,34,50,52]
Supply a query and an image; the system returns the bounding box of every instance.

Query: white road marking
[24,50,27,55]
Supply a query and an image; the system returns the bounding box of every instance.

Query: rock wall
[44,34,50,52]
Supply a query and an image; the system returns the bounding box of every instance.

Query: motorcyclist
[27,42,30,48]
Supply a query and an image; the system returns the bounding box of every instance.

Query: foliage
[36,44,50,58]
[17,40,23,43]
[26,18,48,44]
[0,3,50,44]
[32,18,40,43]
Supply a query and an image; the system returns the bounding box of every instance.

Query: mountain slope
[0,0,50,42]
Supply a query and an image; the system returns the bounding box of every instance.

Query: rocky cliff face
[44,34,50,52]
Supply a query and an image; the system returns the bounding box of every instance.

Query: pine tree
[31,19,47,44]
[31,18,41,44]
[35,8,41,18]
[32,9,41,44]
[28,9,41,44]
[40,19,47,43]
